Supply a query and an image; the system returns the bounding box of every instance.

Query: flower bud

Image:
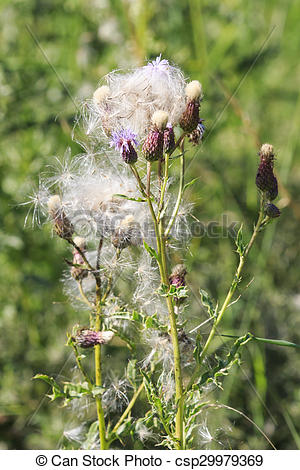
[71,237,88,281]
[75,329,114,348]
[180,81,203,133]
[265,203,281,218]
[111,215,140,250]
[47,195,74,240]
[255,143,278,200]
[188,119,205,145]
[163,123,175,154]
[142,111,168,161]
[110,129,138,164]
[169,264,187,288]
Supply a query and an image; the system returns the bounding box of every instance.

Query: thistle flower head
[75,329,114,348]
[110,128,138,164]
[143,54,170,75]
[85,55,186,142]
[111,214,141,249]
[47,194,62,214]
[256,143,278,200]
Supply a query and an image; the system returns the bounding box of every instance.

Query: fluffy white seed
[93,85,110,105]
[151,110,168,130]
[260,143,274,157]
[185,80,203,101]
[73,236,86,249]
[47,195,61,212]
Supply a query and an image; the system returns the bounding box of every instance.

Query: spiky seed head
[265,203,281,218]
[93,85,110,105]
[256,143,278,199]
[185,80,203,101]
[151,110,168,131]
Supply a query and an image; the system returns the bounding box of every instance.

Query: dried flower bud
[265,203,281,218]
[256,143,278,200]
[110,129,138,164]
[93,85,110,105]
[169,264,187,288]
[111,215,140,250]
[75,329,114,348]
[71,237,88,281]
[180,81,203,133]
[188,119,205,145]
[163,123,176,154]
[47,195,74,240]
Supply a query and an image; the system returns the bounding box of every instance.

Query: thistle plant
[30,56,289,450]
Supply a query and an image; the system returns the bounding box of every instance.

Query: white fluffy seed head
[47,195,61,213]
[185,80,203,101]
[73,236,86,250]
[151,110,168,130]
[120,214,135,228]
[260,143,274,157]
[93,85,110,105]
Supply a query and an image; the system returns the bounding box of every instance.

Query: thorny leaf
[33,374,64,401]
[199,289,215,318]
[195,333,253,390]
[143,241,159,261]
[193,334,203,364]
[235,224,247,256]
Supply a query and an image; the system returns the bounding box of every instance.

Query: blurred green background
[1,0,300,449]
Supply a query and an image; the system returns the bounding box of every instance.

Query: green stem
[165,146,185,238]
[132,159,185,448]
[111,382,144,436]
[94,238,107,450]
[187,194,266,390]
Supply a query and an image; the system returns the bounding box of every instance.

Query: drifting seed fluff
[86,55,186,142]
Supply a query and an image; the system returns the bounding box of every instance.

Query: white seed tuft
[260,143,274,157]
[185,80,203,101]
[73,236,86,250]
[151,110,168,130]
[93,85,110,105]
[47,195,61,213]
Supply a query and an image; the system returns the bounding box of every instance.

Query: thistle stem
[187,195,266,390]
[165,144,185,238]
[111,382,144,436]
[94,238,107,450]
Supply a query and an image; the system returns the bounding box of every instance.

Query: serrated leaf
[143,241,159,261]
[33,374,64,401]
[199,289,215,317]
[235,224,247,255]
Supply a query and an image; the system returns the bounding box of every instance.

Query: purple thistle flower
[144,55,170,75]
[110,129,139,164]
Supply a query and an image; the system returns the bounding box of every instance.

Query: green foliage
[1,0,300,451]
